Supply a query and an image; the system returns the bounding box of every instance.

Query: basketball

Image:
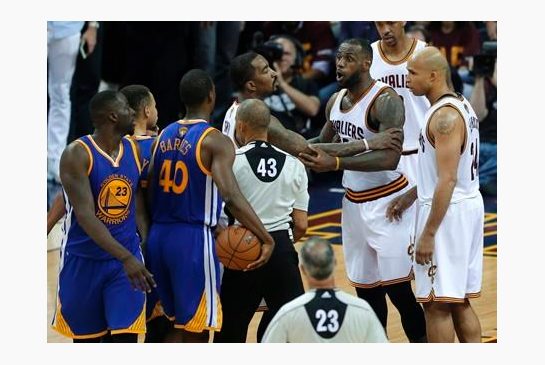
[215,225,262,270]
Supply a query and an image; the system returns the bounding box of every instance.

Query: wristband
[363,138,370,151]
[335,156,340,171]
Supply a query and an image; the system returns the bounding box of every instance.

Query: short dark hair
[179,69,214,107]
[119,85,151,114]
[343,38,373,59]
[230,52,259,92]
[89,90,124,123]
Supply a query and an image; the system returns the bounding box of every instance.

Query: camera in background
[473,41,496,77]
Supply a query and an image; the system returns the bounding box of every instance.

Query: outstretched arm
[415,106,464,265]
[299,89,405,172]
[204,131,275,270]
[60,142,156,292]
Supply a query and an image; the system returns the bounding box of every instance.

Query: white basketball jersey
[371,39,430,152]
[329,81,404,191]
[222,100,239,147]
[417,94,480,204]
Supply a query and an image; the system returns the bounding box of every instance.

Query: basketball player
[214,99,308,343]
[262,237,388,343]
[222,50,403,339]
[51,90,156,342]
[146,69,274,343]
[298,38,427,342]
[371,21,430,186]
[119,84,170,343]
[389,47,484,342]
[223,51,403,155]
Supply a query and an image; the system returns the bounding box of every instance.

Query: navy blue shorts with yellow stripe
[147,222,222,333]
[52,251,146,339]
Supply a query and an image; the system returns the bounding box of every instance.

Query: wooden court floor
[47,220,497,343]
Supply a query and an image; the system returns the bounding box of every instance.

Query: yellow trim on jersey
[177,119,207,125]
[196,127,217,176]
[378,38,417,65]
[125,136,143,174]
[173,292,223,332]
[345,175,408,203]
[364,86,392,133]
[147,301,166,322]
[75,139,93,176]
[110,304,147,335]
[150,129,166,161]
[52,302,109,339]
[87,135,124,167]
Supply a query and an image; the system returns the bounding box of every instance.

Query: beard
[340,71,362,89]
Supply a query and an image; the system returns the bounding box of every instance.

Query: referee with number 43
[262,237,388,343]
[215,99,309,343]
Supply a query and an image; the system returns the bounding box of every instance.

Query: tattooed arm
[415,105,465,265]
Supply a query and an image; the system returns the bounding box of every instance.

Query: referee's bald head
[235,99,270,132]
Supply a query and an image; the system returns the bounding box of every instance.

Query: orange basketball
[215,225,261,270]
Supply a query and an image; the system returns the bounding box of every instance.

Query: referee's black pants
[214,230,304,343]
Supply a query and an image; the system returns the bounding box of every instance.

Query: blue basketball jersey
[150,120,221,226]
[134,135,156,188]
[60,135,142,260]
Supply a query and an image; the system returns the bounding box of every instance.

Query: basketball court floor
[47,171,497,343]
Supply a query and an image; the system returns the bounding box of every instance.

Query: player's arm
[47,191,66,235]
[291,209,307,243]
[290,161,309,243]
[268,115,310,156]
[299,89,405,172]
[204,131,275,270]
[415,106,464,265]
[310,92,402,157]
[60,142,156,292]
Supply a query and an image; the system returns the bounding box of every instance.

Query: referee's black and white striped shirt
[230,140,309,232]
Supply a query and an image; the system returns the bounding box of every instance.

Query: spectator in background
[69,21,103,143]
[263,21,337,106]
[192,21,243,123]
[338,22,379,43]
[263,35,320,137]
[47,21,99,209]
[428,21,481,69]
[406,24,429,43]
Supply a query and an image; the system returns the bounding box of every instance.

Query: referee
[262,237,388,343]
[214,99,309,343]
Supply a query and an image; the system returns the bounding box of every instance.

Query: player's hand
[415,232,435,265]
[298,145,336,173]
[122,255,157,293]
[386,191,416,222]
[81,27,98,55]
[368,128,403,152]
[245,236,275,271]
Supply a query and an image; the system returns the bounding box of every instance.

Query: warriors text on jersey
[60,135,142,260]
[371,38,430,152]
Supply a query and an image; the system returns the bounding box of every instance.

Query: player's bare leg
[451,299,482,343]
[423,301,455,342]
